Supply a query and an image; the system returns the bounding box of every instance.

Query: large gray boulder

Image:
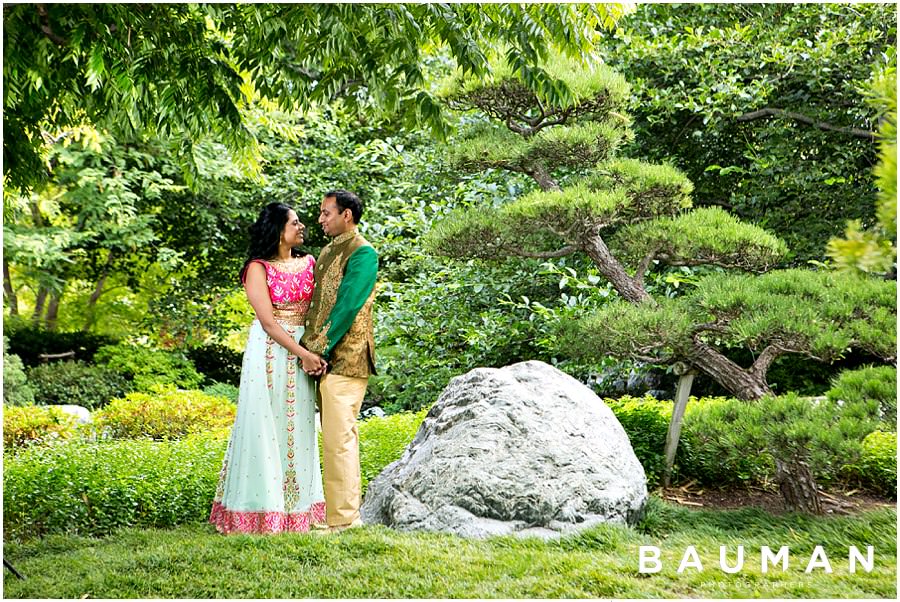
[361,360,648,539]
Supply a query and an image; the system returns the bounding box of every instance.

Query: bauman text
[638,546,875,574]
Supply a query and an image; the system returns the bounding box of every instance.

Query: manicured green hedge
[93,387,236,440]
[827,365,896,430]
[3,409,429,540]
[95,343,203,391]
[26,360,130,410]
[3,434,226,540]
[358,407,430,495]
[4,385,893,542]
[853,431,897,496]
[3,405,80,450]
[604,395,671,487]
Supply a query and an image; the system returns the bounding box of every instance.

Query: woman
[210,202,327,534]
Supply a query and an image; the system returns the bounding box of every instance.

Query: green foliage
[579,158,694,200]
[558,296,695,363]
[95,343,203,391]
[2,435,226,540]
[3,405,79,450]
[600,3,894,261]
[448,120,629,173]
[676,396,774,485]
[604,395,671,487]
[442,49,632,111]
[3,134,184,334]
[613,206,789,271]
[693,270,897,361]
[678,393,885,489]
[3,336,34,406]
[374,255,567,413]
[854,431,898,496]
[26,360,130,410]
[186,343,243,387]
[358,408,429,495]
[3,321,118,366]
[92,387,235,440]
[564,269,897,372]
[827,366,897,430]
[828,65,897,274]
[3,4,256,190]
[4,3,628,190]
[427,163,697,262]
[202,382,240,405]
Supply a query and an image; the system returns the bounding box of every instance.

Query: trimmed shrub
[26,360,130,410]
[3,336,35,406]
[3,408,428,541]
[202,382,240,404]
[93,387,235,440]
[95,342,203,391]
[4,320,118,366]
[851,431,897,497]
[2,434,227,540]
[605,395,671,487]
[677,396,776,485]
[3,405,79,450]
[187,343,243,387]
[357,407,429,496]
[678,393,884,490]
[827,366,897,430]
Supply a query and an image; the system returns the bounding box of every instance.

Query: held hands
[300,351,327,376]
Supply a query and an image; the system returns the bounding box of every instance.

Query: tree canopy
[597,3,896,261]
[3,3,630,190]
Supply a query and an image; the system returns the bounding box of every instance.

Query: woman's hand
[300,350,327,376]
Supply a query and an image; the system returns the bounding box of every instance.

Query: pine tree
[428,53,897,512]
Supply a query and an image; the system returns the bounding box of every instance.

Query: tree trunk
[45,291,61,331]
[32,286,48,325]
[83,253,114,331]
[687,338,773,400]
[582,234,653,304]
[525,161,561,192]
[775,456,823,514]
[3,258,18,315]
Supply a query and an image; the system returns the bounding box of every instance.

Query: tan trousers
[319,372,368,526]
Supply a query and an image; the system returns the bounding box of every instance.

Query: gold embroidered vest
[303,231,377,378]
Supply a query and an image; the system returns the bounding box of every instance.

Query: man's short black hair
[325,189,364,224]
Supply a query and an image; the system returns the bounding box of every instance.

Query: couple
[209,189,377,535]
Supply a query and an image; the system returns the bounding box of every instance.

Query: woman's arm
[244,262,326,374]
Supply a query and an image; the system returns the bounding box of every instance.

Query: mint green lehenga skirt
[209,321,326,534]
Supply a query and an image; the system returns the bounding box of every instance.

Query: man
[302,189,377,532]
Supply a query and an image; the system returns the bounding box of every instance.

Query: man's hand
[301,352,328,376]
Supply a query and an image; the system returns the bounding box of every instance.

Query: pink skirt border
[209,500,326,535]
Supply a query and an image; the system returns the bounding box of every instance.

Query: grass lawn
[3,498,896,598]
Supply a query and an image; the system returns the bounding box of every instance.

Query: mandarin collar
[332,230,358,245]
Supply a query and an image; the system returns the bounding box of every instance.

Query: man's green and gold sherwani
[301,229,377,526]
[302,229,377,375]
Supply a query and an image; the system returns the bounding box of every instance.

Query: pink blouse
[248,256,315,324]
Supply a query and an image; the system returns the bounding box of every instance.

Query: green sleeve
[320,245,378,359]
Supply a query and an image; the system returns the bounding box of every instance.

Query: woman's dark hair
[324,189,364,224]
[238,202,300,283]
